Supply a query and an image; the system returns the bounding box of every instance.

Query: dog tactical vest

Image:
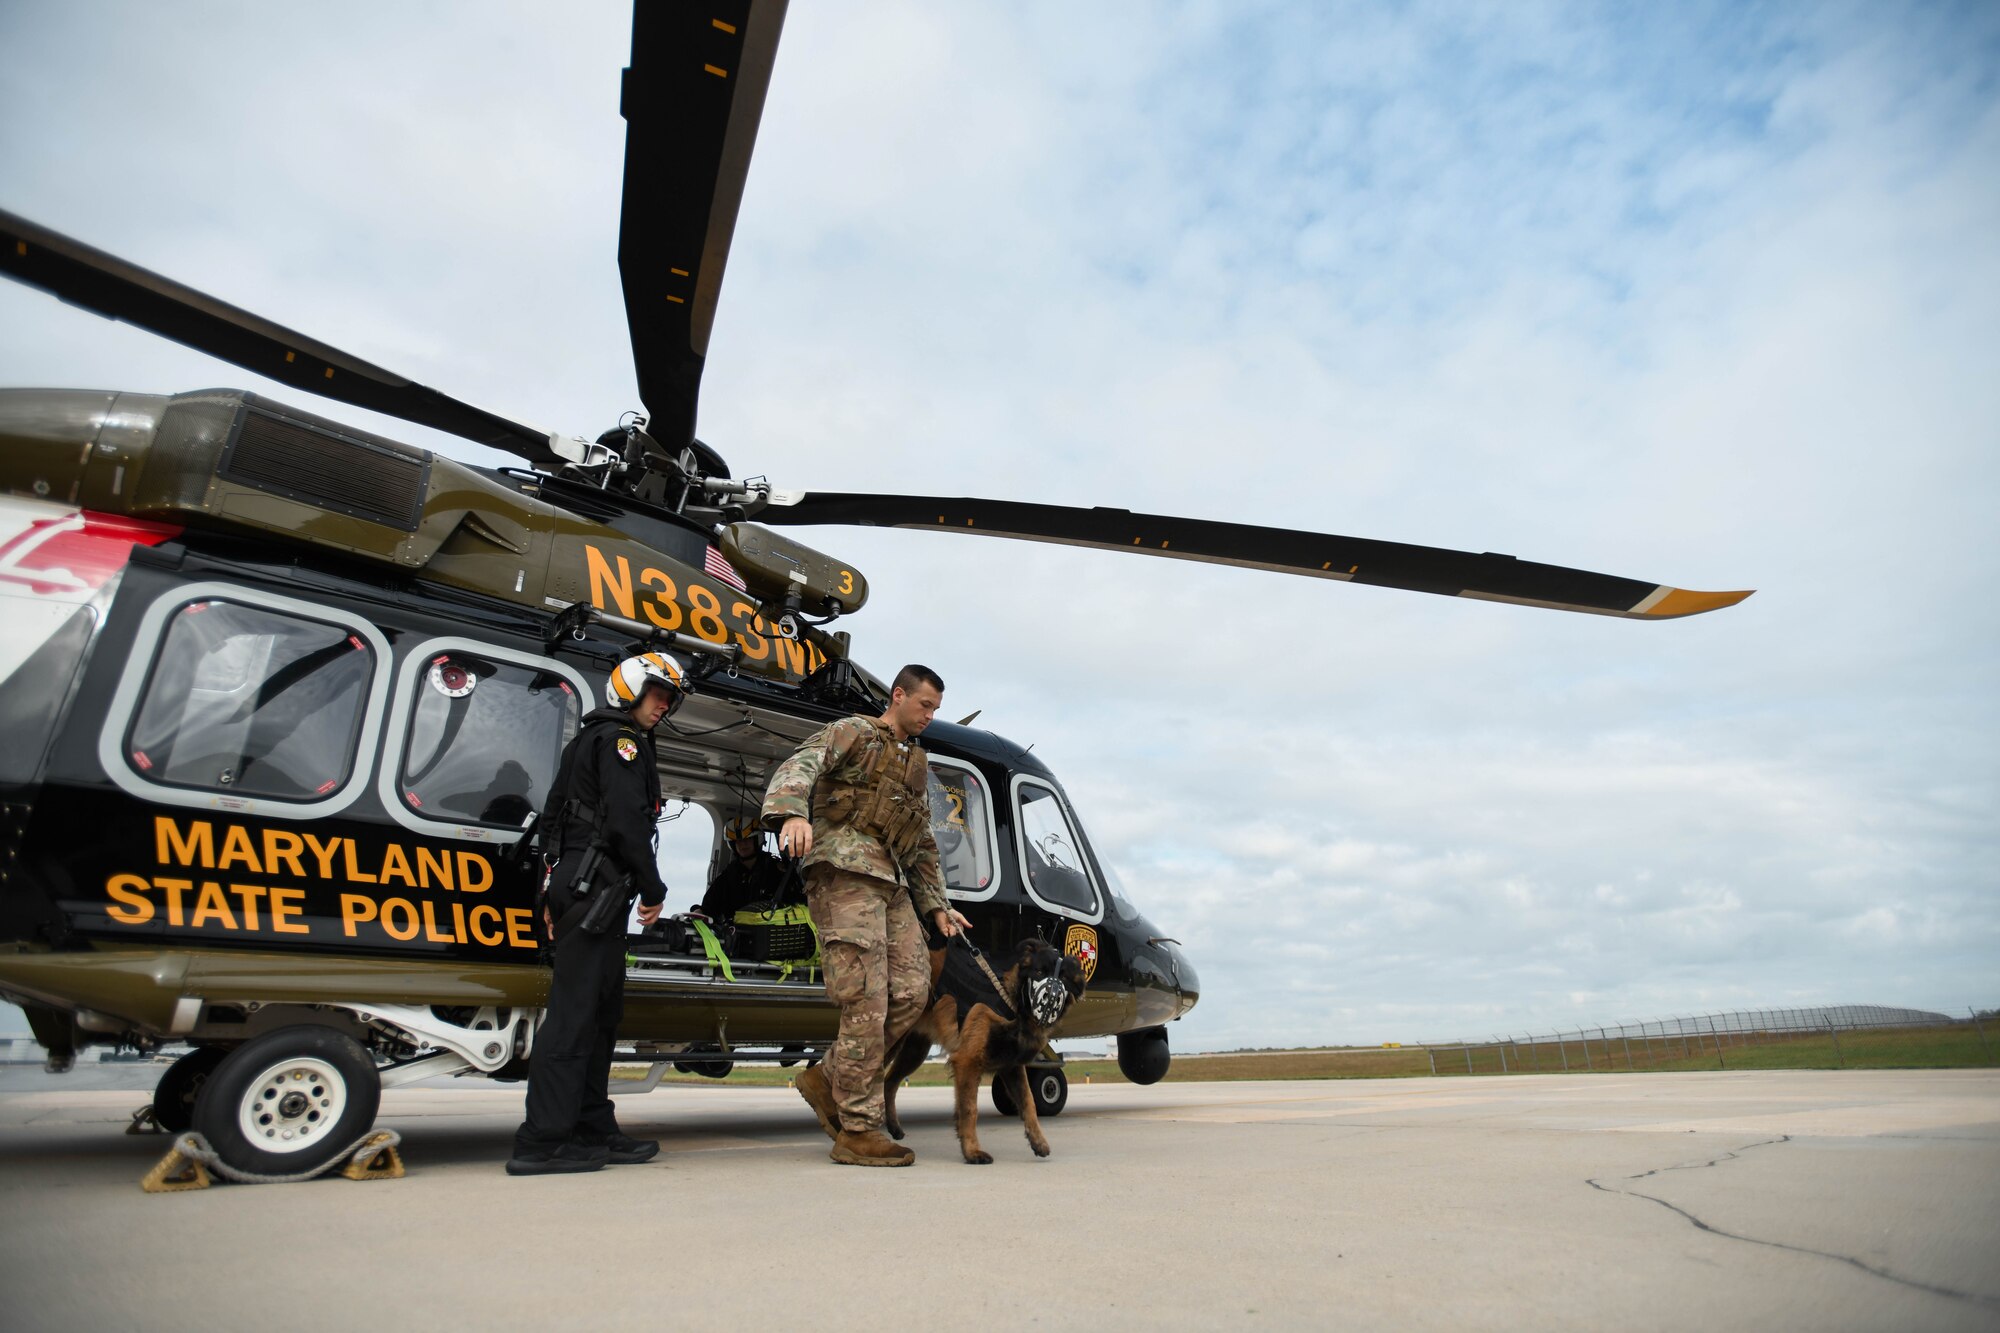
[816,730,932,862]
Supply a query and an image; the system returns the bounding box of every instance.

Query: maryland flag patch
[615,737,639,762]
[1063,923,1098,984]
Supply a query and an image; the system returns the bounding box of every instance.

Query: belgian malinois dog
[882,936,1086,1163]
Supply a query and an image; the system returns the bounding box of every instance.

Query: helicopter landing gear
[991,1065,1068,1118]
[673,1042,733,1079]
[1028,1066,1068,1116]
[150,1045,227,1134]
[192,1026,381,1178]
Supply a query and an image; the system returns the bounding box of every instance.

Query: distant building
[1,1036,47,1064]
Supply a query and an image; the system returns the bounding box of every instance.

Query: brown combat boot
[794,1065,839,1141]
[830,1129,915,1167]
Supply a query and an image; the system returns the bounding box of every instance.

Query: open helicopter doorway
[642,800,717,935]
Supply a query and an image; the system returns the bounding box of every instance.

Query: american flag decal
[704,545,747,592]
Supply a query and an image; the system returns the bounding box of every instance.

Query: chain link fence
[1419,1004,1997,1075]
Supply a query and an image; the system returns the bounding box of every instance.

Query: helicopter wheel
[192,1026,381,1179]
[673,1042,734,1079]
[150,1045,227,1134]
[1028,1066,1068,1117]
[777,1045,806,1069]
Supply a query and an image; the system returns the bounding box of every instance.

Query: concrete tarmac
[0,1067,1996,1331]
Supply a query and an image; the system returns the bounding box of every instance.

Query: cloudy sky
[2,1,1995,1050]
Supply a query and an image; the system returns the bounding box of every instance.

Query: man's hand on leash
[779,817,813,859]
[931,907,971,938]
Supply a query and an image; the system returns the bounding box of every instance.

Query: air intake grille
[220,404,431,532]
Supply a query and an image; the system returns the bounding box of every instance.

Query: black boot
[505,1140,610,1176]
[599,1132,660,1165]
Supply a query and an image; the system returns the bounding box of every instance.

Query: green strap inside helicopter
[686,918,736,982]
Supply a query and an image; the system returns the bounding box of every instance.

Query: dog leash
[949,933,1016,1015]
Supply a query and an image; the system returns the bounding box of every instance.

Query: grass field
[616,1023,1996,1088]
[1479,1024,1996,1075]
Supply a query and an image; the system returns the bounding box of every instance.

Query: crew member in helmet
[700,816,788,921]
[507,652,684,1176]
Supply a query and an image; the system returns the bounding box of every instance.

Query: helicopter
[0,1,1749,1180]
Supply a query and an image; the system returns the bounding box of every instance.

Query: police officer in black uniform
[506,651,685,1176]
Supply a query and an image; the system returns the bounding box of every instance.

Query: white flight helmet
[606,651,687,713]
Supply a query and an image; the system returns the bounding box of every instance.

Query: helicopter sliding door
[36,572,574,966]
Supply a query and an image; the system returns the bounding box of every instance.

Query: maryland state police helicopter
[0,1,1748,1179]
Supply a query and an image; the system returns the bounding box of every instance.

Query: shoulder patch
[615,737,640,763]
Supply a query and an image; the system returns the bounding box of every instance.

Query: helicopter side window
[1014,780,1100,916]
[126,600,373,800]
[398,656,580,827]
[927,762,995,893]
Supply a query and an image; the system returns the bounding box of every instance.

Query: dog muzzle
[1027,975,1068,1026]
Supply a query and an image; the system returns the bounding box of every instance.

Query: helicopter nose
[1165,945,1199,1018]
[1136,937,1197,1020]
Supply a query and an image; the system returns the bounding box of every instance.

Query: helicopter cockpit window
[399,656,580,827]
[126,600,373,801]
[1101,856,1142,925]
[927,762,995,893]
[1014,780,1101,917]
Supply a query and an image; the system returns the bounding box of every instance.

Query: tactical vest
[816,725,933,861]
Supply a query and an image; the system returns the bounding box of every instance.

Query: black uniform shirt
[700,852,788,919]
[543,707,668,907]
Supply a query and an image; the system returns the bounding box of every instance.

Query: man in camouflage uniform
[763,663,971,1167]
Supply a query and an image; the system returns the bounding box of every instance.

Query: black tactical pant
[514,900,628,1154]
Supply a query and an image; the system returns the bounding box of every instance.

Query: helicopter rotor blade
[0,208,569,468]
[618,0,786,463]
[753,491,1753,620]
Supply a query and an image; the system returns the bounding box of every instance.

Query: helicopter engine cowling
[719,521,868,625]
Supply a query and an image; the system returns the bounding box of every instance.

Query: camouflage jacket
[761,715,949,920]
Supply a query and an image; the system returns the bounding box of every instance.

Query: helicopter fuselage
[0,387,1197,1080]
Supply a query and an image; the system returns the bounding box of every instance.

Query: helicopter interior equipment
[0,0,1748,1178]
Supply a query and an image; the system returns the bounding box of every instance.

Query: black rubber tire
[990,1072,1021,1118]
[1117,1026,1172,1085]
[191,1026,381,1178]
[1029,1066,1069,1117]
[151,1046,227,1133]
[673,1043,734,1079]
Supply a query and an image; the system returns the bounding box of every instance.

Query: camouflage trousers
[805,866,929,1132]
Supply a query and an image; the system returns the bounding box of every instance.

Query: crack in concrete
[1587,1135,2000,1311]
